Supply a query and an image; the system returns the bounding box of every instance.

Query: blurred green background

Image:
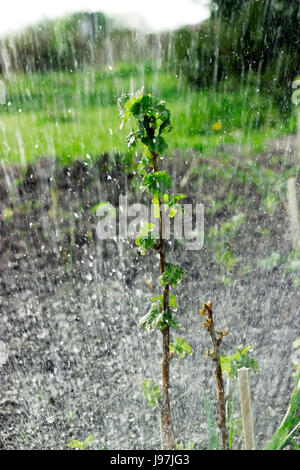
[0,1,299,164]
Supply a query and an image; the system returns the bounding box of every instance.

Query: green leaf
[117,93,130,123]
[150,294,177,309]
[215,249,240,271]
[142,148,152,161]
[138,300,163,331]
[136,223,158,255]
[220,345,260,380]
[170,194,187,204]
[2,206,14,221]
[65,440,81,449]
[170,337,192,358]
[141,170,172,196]
[137,148,153,176]
[169,293,178,308]
[139,222,155,238]
[220,213,245,237]
[136,234,157,255]
[138,301,178,331]
[146,135,167,154]
[176,441,195,450]
[65,435,97,450]
[159,263,187,288]
[159,193,187,218]
[137,161,146,175]
[142,380,162,408]
[152,194,159,205]
[162,309,179,329]
[158,115,172,135]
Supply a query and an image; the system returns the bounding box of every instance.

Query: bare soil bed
[0,147,299,449]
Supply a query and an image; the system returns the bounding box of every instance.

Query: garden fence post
[286,177,300,250]
[286,107,300,250]
[297,107,300,160]
[238,367,255,450]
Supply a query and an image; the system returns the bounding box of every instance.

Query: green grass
[0,62,297,165]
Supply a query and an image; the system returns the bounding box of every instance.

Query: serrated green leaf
[138,300,163,331]
[142,380,162,408]
[138,301,178,331]
[141,170,172,196]
[162,309,179,329]
[221,345,260,379]
[159,263,187,288]
[150,294,177,309]
[65,435,97,450]
[170,337,192,358]
[135,223,158,255]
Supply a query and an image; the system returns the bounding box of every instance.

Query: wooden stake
[297,107,300,160]
[286,107,300,250]
[286,177,300,250]
[238,367,255,450]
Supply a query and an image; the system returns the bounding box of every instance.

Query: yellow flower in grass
[212,121,222,131]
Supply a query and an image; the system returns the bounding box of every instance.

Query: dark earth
[0,141,299,449]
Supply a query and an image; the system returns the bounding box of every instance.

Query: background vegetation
[0,1,299,164]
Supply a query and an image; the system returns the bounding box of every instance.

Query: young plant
[200,300,229,450]
[118,89,192,449]
[65,435,97,450]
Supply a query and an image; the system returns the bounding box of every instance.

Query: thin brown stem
[200,301,229,450]
[152,151,175,450]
